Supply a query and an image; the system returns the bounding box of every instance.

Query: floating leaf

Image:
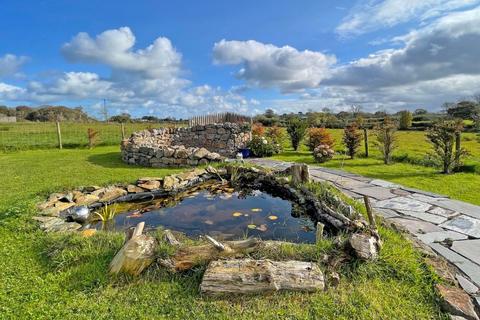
[244,214,249,217]
[232,212,243,217]
[247,224,256,229]
[204,220,214,225]
[251,208,262,212]
[256,224,268,232]
[268,215,278,220]
[127,210,142,218]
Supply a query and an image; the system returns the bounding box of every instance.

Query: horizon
[1,1,480,119]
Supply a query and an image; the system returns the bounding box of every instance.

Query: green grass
[271,129,480,206]
[0,146,447,319]
[0,122,183,151]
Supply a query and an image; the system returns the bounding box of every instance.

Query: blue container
[239,148,251,158]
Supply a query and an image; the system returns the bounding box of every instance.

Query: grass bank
[0,146,446,319]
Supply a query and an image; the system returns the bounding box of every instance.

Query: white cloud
[62,27,182,79]
[336,0,479,37]
[213,39,336,93]
[0,54,29,78]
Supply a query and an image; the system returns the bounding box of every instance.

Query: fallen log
[109,222,157,276]
[161,237,260,271]
[200,259,324,295]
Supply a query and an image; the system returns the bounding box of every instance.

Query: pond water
[94,184,316,243]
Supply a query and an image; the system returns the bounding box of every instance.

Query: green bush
[247,135,279,157]
[286,116,308,151]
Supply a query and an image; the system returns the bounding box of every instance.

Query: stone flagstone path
[246,158,480,297]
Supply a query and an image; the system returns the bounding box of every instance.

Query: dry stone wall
[121,122,251,167]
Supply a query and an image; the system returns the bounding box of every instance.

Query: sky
[1,0,480,119]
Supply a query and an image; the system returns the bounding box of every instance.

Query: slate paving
[246,158,480,295]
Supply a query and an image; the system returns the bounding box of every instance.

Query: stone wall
[121,122,251,167]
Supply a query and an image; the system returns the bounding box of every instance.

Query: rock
[456,274,479,294]
[97,187,127,202]
[174,148,189,159]
[349,233,379,260]
[127,184,145,193]
[328,271,340,288]
[193,147,210,159]
[138,180,161,190]
[74,194,100,206]
[41,201,75,216]
[33,216,82,232]
[199,158,209,165]
[176,170,198,181]
[436,284,479,320]
[163,175,179,190]
[109,234,157,276]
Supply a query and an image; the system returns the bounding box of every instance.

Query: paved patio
[246,158,480,295]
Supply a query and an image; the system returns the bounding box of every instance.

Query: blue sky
[1,0,480,119]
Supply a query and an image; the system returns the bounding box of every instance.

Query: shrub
[247,135,278,157]
[343,123,362,159]
[286,117,308,151]
[306,127,334,151]
[426,119,467,174]
[252,123,265,136]
[374,117,397,164]
[399,110,413,130]
[265,126,285,151]
[313,144,335,163]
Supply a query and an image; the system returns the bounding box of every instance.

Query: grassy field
[0,147,447,319]
[0,122,184,151]
[270,129,480,205]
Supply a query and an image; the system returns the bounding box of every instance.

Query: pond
[93,183,316,243]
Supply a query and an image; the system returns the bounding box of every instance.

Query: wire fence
[0,121,185,152]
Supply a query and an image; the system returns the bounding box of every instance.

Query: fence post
[363,128,369,157]
[56,121,63,149]
[121,122,126,140]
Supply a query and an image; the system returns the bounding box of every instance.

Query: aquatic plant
[95,203,118,222]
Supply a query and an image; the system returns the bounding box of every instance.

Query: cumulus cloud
[336,0,479,37]
[213,39,336,93]
[62,27,182,79]
[328,7,480,88]
[0,54,29,78]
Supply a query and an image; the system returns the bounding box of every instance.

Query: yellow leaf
[232,212,243,217]
[247,224,256,229]
[251,208,262,212]
[268,215,278,220]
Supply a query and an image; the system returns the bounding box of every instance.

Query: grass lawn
[270,129,480,206]
[0,146,447,319]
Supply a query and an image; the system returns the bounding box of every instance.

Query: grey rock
[374,208,400,219]
[451,240,480,266]
[416,231,468,244]
[430,243,480,287]
[369,179,401,189]
[349,186,396,200]
[374,197,432,212]
[388,217,444,234]
[428,206,459,218]
[441,215,480,238]
[397,209,447,224]
[456,274,479,294]
[434,199,480,220]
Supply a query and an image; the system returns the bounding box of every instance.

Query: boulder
[138,180,161,190]
[96,187,127,202]
[74,194,100,206]
[32,216,82,232]
[199,158,209,165]
[193,147,210,159]
[163,175,180,190]
[127,184,145,193]
[436,284,479,320]
[206,152,221,161]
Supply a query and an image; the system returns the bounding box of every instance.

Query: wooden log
[164,229,180,246]
[316,222,324,243]
[109,222,156,276]
[363,195,376,230]
[165,238,260,271]
[291,163,309,185]
[200,259,324,295]
[56,121,63,150]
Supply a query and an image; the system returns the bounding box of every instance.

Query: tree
[306,127,334,151]
[414,108,428,115]
[286,116,308,151]
[343,123,362,159]
[447,101,479,120]
[374,117,397,164]
[426,119,466,174]
[109,113,132,123]
[398,110,413,130]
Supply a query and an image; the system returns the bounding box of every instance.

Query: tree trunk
[291,163,309,185]
[363,128,369,157]
[200,259,324,295]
